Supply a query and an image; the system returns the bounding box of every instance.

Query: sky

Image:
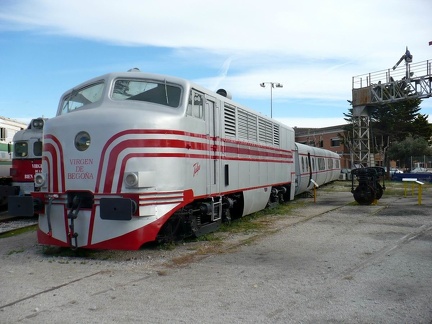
[0,0,431,128]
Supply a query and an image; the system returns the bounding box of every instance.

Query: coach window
[186,90,204,119]
[318,158,325,171]
[14,141,28,157]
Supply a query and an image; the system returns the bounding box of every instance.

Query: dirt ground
[1,182,431,323]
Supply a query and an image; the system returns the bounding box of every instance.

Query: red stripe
[42,155,51,190]
[95,130,208,192]
[223,156,292,163]
[43,143,60,192]
[99,135,294,193]
[113,152,209,192]
[95,129,294,192]
[87,205,97,246]
[44,135,66,192]
[42,129,294,193]
[224,145,292,159]
[222,137,292,154]
[103,137,212,192]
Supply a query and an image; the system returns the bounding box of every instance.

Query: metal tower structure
[351,50,432,167]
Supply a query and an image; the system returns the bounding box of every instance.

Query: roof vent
[216,89,232,100]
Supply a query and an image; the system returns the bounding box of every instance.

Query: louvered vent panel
[247,114,257,141]
[224,105,236,137]
[273,124,280,146]
[258,118,273,144]
[238,109,248,140]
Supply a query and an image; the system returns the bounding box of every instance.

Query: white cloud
[2,0,430,60]
[1,0,431,123]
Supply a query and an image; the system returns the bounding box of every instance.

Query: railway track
[0,211,37,235]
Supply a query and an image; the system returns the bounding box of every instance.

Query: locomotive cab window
[14,141,28,157]
[112,79,181,108]
[60,82,105,115]
[186,90,204,119]
[33,141,42,156]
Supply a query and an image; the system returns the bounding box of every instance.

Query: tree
[387,136,432,170]
[370,98,432,143]
[342,96,432,170]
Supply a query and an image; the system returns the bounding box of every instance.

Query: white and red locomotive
[14,70,340,250]
[9,118,45,196]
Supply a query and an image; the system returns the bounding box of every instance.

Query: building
[294,124,392,170]
[294,124,351,169]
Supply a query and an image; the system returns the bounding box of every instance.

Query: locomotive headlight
[123,171,155,189]
[75,131,91,151]
[32,118,45,129]
[124,172,138,188]
[34,173,46,187]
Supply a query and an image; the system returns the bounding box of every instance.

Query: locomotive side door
[205,96,220,195]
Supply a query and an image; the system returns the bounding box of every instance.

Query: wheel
[375,183,383,200]
[353,183,375,205]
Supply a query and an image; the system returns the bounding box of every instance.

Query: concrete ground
[1,184,431,323]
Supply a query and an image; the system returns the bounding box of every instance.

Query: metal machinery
[351,48,432,167]
[351,167,386,205]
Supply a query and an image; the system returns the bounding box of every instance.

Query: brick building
[294,124,351,169]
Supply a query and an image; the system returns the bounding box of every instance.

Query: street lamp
[260,82,283,118]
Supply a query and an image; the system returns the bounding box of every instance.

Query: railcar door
[205,96,220,195]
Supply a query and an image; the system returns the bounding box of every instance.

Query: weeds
[7,248,25,255]
[0,224,37,239]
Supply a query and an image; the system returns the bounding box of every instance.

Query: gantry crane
[350,48,432,167]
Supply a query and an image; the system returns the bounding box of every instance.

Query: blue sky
[0,0,431,128]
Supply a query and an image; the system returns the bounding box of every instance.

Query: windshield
[34,141,42,156]
[60,82,104,115]
[112,79,181,108]
[14,141,28,157]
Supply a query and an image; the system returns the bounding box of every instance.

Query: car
[340,168,352,180]
[389,168,403,176]
[410,167,430,173]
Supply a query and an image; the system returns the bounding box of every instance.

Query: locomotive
[9,118,46,199]
[7,117,47,217]
[10,70,340,250]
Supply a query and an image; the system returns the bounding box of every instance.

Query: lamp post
[260,82,283,118]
